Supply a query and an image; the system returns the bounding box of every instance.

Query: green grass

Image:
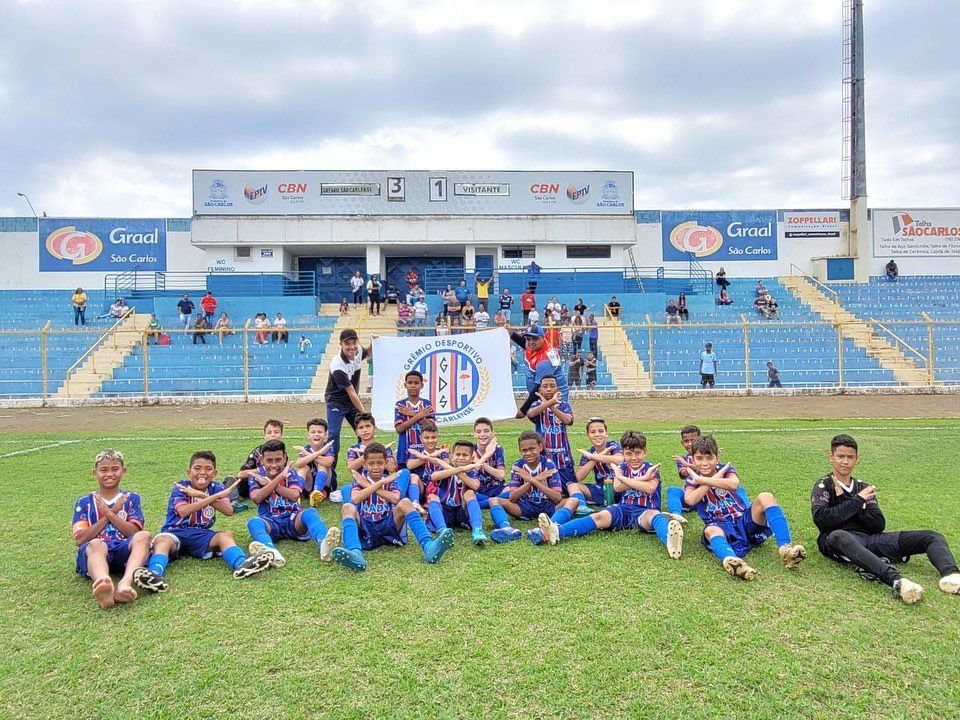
[2,417,960,720]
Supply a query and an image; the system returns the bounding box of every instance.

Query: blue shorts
[584,482,619,505]
[262,513,311,542]
[477,481,505,499]
[156,528,218,560]
[557,466,577,487]
[427,503,471,532]
[702,513,773,557]
[75,537,132,578]
[606,503,657,532]
[517,497,557,521]
[359,514,405,551]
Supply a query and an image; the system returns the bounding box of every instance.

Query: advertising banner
[781,211,841,239]
[661,210,778,262]
[371,329,516,427]
[193,170,634,216]
[872,209,960,257]
[39,218,167,272]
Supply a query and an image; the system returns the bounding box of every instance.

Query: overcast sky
[0,0,957,218]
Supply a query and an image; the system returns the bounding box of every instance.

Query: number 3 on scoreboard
[429,176,448,202]
[387,177,405,202]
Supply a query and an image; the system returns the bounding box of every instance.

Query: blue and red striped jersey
[530,399,574,469]
[685,464,746,525]
[248,469,305,520]
[617,461,661,509]
[72,491,144,542]
[161,480,225,531]
[577,440,622,482]
[508,458,562,502]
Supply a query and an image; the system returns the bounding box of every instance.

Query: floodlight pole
[849,0,870,281]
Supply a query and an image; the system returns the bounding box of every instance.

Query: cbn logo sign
[669,221,723,258]
[45,226,104,265]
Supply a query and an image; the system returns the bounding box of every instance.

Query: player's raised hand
[857,485,877,502]
[222,477,243,495]
[642,463,661,481]
[179,484,208,499]
[384,441,396,449]
[686,468,703,485]
[716,463,732,478]
[293,445,307,455]
[319,440,334,454]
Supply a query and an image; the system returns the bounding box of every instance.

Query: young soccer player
[245,439,341,567]
[526,375,588,514]
[332,443,454,572]
[811,434,960,604]
[573,417,624,506]
[233,419,285,502]
[293,418,335,506]
[487,430,581,543]
[394,370,435,466]
[534,431,683,557]
[415,440,492,546]
[72,449,152,609]
[472,417,506,508]
[137,451,273,590]
[670,425,748,523]
[683,435,806,580]
[349,412,422,510]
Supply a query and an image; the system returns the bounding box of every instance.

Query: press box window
[502,245,536,259]
[234,247,252,259]
[566,245,611,259]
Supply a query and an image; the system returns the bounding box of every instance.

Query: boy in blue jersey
[472,417,506,508]
[536,431,683,557]
[487,430,581,543]
[415,440,493,546]
[333,442,454,572]
[526,375,588,514]
[394,370,435,466]
[293,418,335,507]
[137,451,273,591]
[683,435,806,580]
[245,439,342,567]
[665,425,702,524]
[233,419,284,504]
[348,412,423,511]
[71,449,152,609]
[573,417,624,506]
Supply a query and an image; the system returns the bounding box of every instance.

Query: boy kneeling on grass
[72,449,152,609]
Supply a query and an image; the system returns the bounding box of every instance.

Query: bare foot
[113,583,138,603]
[92,577,116,609]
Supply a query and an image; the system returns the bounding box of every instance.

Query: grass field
[2,415,960,720]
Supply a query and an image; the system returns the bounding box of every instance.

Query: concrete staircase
[57,311,153,398]
[308,303,380,395]
[597,318,653,391]
[780,276,928,385]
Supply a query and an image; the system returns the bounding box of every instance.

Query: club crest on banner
[394,343,491,423]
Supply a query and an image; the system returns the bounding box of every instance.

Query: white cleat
[666,519,684,559]
[664,512,688,528]
[320,527,342,562]
[538,513,560,546]
[893,578,924,604]
[249,540,285,568]
[938,572,960,595]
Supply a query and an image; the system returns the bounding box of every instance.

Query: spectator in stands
[435,313,450,337]
[455,279,470,310]
[572,313,585,350]
[254,312,270,344]
[442,284,460,324]
[405,267,419,295]
[699,342,718,389]
[767,361,782,388]
[520,287,536,324]
[717,287,733,306]
[587,313,599,356]
[350,271,365,306]
[396,301,412,335]
[339,297,350,314]
[273,312,288,343]
[527,305,540,326]
[298,335,312,354]
[526,260,541,292]
[755,280,767,297]
[494,308,508,328]
[886,259,899,282]
[546,296,560,320]
[544,318,560,349]
[763,293,780,319]
[754,294,772,319]
[385,283,400,305]
[405,282,424,306]
[366,274,383,316]
[665,299,681,326]
[474,303,490,329]
[476,276,491,308]
[214,312,235,345]
[585,351,598,390]
[560,304,571,325]
[148,314,162,344]
[716,267,730,290]
[72,287,87,326]
[499,288,513,319]
[574,297,588,317]
[177,294,195,329]
[200,291,218,323]
[560,321,573,359]
[568,350,583,390]
[413,296,428,334]
[606,296,622,319]
[192,313,208,345]
[460,298,476,329]
[678,292,689,322]
[103,297,127,320]
[510,344,518,374]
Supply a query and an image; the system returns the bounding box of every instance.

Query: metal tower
[842,0,869,278]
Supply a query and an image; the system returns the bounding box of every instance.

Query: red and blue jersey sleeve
[124,493,145,530]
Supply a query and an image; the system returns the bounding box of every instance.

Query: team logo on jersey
[116,509,128,521]
[397,344,490,423]
[669,221,724,258]
[45,226,104,265]
[202,506,215,520]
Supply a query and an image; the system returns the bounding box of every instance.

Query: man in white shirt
[350,271,365,306]
[527,307,540,326]
[474,304,490,329]
[273,312,288,343]
[413,298,428,334]
[699,342,719,389]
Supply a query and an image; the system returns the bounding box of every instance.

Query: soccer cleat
[538,513,560,546]
[664,512,688,528]
[490,527,523,544]
[778,543,807,570]
[893,578,924,604]
[328,489,343,503]
[939,572,960,595]
[471,527,488,546]
[723,556,758,581]
[332,547,367,572]
[424,528,455,564]
[232,552,273,579]
[231,501,249,513]
[525,528,545,546]
[133,566,169,594]
[319,526,342,562]
[309,490,327,508]
[249,541,285,569]
[666,519,684,559]
[411,501,428,518]
[574,502,593,518]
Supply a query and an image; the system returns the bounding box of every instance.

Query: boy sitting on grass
[349,412,423,511]
[72,449,152,609]
[136,451,273,592]
[573,417,624,507]
[472,417,506,509]
[231,419,285,508]
[293,418,335,507]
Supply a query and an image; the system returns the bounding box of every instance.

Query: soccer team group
[73,369,960,609]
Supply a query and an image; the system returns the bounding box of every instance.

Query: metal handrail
[790,262,839,299]
[63,307,136,396]
[869,317,928,365]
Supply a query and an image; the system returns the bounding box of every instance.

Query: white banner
[371,329,517,428]
[781,211,841,239]
[872,209,960,257]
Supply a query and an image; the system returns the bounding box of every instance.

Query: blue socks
[559,515,597,539]
[395,469,411,497]
[709,534,736,561]
[764,505,792,546]
[490,504,511,529]
[571,491,588,507]
[408,479,421,504]
[650,512,670,546]
[551,507,573,525]
[428,500,447,530]
[477,493,492,509]
[314,470,328,493]
[341,482,353,504]
[666,486,686,515]
[466,498,483,531]
[300,507,329,547]
[247,517,276,548]
[406,510,433,550]
[342,517,361,552]
[147,552,168,576]
[222,545,245,570]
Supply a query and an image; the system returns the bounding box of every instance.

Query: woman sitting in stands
[214,312,235,345]
[148,314,162,344]
[192,313,209,345]
[717,287,733,306]
[677,292,689,322]
[254,312,270,344]
[763,293,780,319]
[754,295,771,319]
[716,267,730,290]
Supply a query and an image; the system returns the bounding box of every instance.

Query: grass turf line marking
[0,440,81,458]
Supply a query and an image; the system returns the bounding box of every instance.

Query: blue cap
[523,323,545,338]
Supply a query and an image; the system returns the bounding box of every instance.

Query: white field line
[0,440,82,458]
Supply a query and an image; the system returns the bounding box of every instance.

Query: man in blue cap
[509,323,569,416]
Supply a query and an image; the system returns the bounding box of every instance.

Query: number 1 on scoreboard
[429,176,448,202]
